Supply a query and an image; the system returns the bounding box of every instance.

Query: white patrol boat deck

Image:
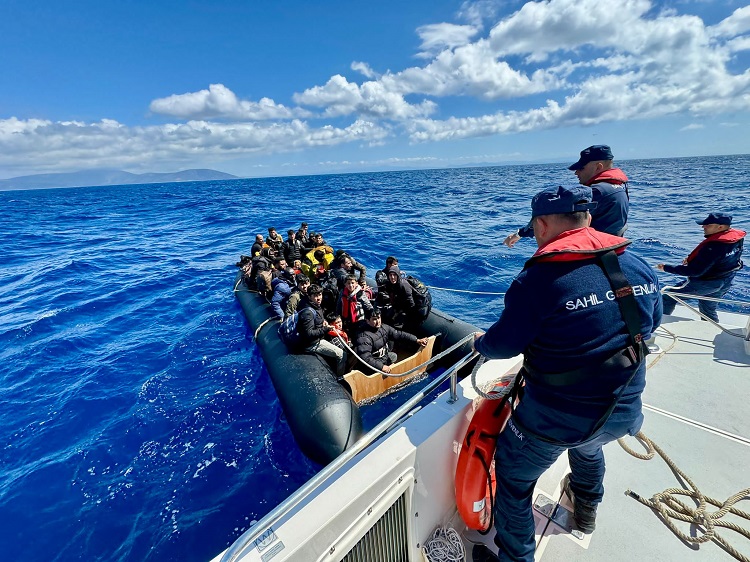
[213,304,750,562]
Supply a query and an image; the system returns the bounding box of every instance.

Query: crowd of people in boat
[237,222,432,376]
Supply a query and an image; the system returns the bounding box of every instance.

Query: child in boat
[325,313,350,350]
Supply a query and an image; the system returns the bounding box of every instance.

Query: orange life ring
[455,392,512,531]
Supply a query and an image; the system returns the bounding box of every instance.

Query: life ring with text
[455,392,512,531]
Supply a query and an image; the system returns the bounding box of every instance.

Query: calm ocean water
[1,155,749,561]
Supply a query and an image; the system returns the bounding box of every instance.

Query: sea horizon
[3,151,750,191]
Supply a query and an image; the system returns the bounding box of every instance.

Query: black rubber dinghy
[234,273,479,465]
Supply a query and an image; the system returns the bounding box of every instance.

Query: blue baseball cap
[696,212,732,225]
[531,185,598,218]
[568,145,614,170]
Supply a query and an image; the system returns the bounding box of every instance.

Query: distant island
[0,168,239,191]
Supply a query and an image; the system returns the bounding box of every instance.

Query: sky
[1,0,749,179]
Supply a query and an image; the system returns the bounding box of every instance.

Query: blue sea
[2,155,749,562]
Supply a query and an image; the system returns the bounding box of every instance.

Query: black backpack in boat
[406,275,432,321]
[317,271,341,314]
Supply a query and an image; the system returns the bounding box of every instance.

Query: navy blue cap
[696,213,732,225]
[531,185,598,218]
[568,145,613,170]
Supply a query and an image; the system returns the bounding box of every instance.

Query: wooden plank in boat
[343,335,437,403]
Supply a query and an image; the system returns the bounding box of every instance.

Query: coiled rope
[422,526,466,562]
[618,432,750,561]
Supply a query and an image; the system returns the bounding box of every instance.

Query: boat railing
[219,349,478,562]
[661,289,750,339]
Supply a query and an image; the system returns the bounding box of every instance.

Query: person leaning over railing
[657,212,745,322]
[503,145,630,248]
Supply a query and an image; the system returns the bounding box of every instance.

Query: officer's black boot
[472,544,500,562]
[562,474,597,533]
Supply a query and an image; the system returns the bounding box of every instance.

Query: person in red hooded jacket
[504,145,630,247]
[657,213,744,322]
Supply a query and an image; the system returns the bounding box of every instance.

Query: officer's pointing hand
[655,263,665,271]
[503,232,520,248]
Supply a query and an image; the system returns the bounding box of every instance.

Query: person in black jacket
[382,265,416,328]
[250,234,265,257]
[266,227,284,252]
[298,285,347,375]
[375,256,398,290]
[282,229,304,264]
[332,250,367,284]
[354,308,428,374]
[296,222,310,247]
[657,212,745,321]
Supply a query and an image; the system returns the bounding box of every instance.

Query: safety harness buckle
[615,286,634,298]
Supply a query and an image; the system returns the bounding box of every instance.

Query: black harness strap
[598,249,649,362]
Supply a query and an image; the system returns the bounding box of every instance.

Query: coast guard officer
[657,213,744,322]
[503,145,630,247]
[472,185,662,562]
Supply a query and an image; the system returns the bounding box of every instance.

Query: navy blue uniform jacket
[475,228,662,426]
[519,169,629,237]
[663,229,744,280]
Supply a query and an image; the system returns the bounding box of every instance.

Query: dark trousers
[492,398,643,561]
[662,274,735,322]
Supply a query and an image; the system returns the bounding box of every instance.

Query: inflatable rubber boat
[234,271,479,465]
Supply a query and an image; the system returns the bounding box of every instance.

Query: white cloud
[144,1,750,138]
[149,84,308,120]
[351,61,379,79]
[456,0,503,28]
[680,123,704,131]
[709,5,750,38]
[396,40,562,99]
[0,117,388,174]
[415,23,480,58]
[727,35,750,53]
[488,0,653,60]
[403,0,750,141]
[293,75,437,119]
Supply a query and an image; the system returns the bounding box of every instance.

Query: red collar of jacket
[526,227,630,267]
[585,167,628,186]
[686,228,746,262]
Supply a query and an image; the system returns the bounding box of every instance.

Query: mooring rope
[253,316,279,340]
[619,432,750,561]
[469,355,517,401]
[335,332,478,378]
[426,285,505,296]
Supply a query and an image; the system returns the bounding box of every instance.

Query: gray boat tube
[234,273,480,465]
